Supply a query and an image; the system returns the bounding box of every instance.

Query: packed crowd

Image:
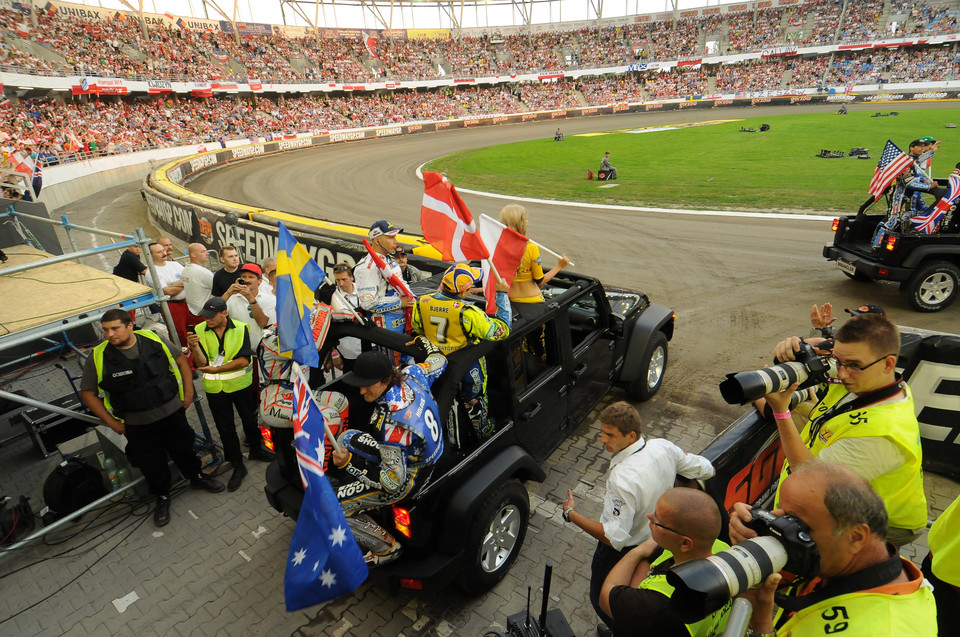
[2,42,957,174]
[3,1,959,84]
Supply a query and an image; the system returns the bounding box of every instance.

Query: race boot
[347,514,402,567]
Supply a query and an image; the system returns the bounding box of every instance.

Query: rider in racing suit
[331,338,446,565]
[354,220,414,333]
[411,263,511,447]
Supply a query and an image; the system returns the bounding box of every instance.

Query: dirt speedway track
[190,103,960,434]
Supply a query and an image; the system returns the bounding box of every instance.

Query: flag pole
[528,239,574,267]
[292,361,342,452]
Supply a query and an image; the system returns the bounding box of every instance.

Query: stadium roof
[82,0,736,30]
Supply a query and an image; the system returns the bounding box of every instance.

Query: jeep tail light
[399,578,424,590]
[260,425,274,452]
[885,236,897,251]
[393,506,412,538]
[832,218,840,232]
[878,268,890,277]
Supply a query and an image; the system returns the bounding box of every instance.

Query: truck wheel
[457,480,529,595]
[626,332,668,401]
[900,261,960,312]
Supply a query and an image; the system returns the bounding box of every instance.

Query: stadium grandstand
[2,0,960,187]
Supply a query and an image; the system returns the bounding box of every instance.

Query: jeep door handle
[521,403,542,421]
[558,384,569,397]
[572,363,588,380]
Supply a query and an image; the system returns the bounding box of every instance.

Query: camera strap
[806,378,906,449]
[775,549,903,612]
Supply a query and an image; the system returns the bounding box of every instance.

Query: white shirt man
[330,263,362,365]
[224,263,276,347]
[181,243,214,317]
[143,243,185,301]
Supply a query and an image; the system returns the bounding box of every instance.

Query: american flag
[869,140,915,201]
[284,363,367,611]
[911,173,960,234]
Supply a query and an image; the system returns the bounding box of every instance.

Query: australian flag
[912,173,960,234]
[284,364,367,611]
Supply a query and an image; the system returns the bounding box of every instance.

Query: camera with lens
[665,508,820,623]
[719,341,837,405]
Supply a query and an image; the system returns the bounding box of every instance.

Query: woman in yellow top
[499,204,571,303]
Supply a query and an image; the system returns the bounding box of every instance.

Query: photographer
[767,313,926,546]
[729,461,936,636]
[600,488,731,637]
[223,263,276,348]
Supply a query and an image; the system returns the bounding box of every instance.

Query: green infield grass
[423,108,959,213]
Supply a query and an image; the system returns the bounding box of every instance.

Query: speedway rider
[331,338,446,565]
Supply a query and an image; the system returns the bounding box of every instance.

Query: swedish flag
[276,223,325,367]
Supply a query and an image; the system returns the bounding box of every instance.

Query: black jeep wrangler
[823,189,960,312]
[264,270,675,594]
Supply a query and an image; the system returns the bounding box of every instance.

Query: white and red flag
[477,214,528,314]
[420,171,489,261]
[361,31,377,59]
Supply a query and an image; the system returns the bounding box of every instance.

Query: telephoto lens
[718,342,837,405]
[666,537,787,622]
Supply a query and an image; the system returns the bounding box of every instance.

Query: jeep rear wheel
[457,480,529,595]
[626,332,668,401]
[900,261,960,312]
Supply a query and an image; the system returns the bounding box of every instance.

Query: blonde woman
[499,204,571,303]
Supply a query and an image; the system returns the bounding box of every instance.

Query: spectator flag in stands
[912,173,960,234]
[276,222,325,367]
[869,140,914,201]
[362,31,378,59]
[43,2,56,16]
[15,22,29,37]
[478,214,528,315]
[284,363,367,611]
[420,171,489,262]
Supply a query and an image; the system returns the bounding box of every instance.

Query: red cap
[240,263,262,277]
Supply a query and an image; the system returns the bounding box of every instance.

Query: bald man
[181,243,214,327]
[601,488,731,637]
[260,257,277,296]
[730,460,936,636]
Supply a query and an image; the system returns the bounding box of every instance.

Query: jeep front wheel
[900,261,960,312]
[457,480,529,595]
[627,332,668,401]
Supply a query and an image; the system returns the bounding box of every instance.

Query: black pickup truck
[264,270,675,594]
[822,194,960,312]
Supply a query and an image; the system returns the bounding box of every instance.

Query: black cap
[368,220,402,239]
[342,351,394,386]
[199,296,227,318]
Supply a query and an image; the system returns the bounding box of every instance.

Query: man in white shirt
[224,263,276,349]
[329,263,362,372]
[143,242,189,353]
[260,257,277,297]
[560,401,714,637]
[181,243,214,327]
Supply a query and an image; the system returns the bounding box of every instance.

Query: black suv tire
[457,480,530,595]
[900,260,960,312]
[627,332,668,401]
